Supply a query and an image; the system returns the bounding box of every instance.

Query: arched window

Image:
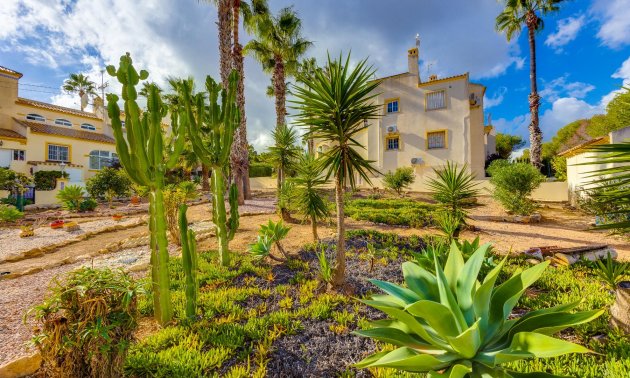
[26,114,45,122]
[81,123,96,131]
[55,118,72,127]
[89,150,117,170]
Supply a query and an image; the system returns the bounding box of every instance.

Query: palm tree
[268,124,301,221]
[296,57,321,154]
[292,152,329,241]
[292,53,381,287]
[62,73,97,111]
[244,3,312,131]
[496,0,564,169]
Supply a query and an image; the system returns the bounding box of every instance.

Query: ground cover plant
[345,198,437,228]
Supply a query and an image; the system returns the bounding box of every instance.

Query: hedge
[34,170,68,190]
[249,163,273,177]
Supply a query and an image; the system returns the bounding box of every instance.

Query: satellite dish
[80,93,89,110]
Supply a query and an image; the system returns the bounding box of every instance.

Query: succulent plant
[354,242,603,377]
[106,53,186,325]
[178,204,198,319]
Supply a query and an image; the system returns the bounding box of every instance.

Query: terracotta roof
[418,73,468,87]
[0,66,22,78]
[0,128,26,140]
[16,97,101,120]
[558,136,609,158]
[15,118,115,144]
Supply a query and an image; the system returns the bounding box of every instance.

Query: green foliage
[291,153,329,239]
[78,198,97,212]
[248,220,291,261]
[594,252,629,291]
[28,268,140,378]
[0,204,23,222]
[178,70,240,267]
[317,245,333,284]
[586,87,630,137]
[107,53,187,325]
[269,124,301,184]
[0,167,33,193]
[434,210,464,241]
[383,167,415,196]
[579,142,630,233]
[577,178,630,233]
[56,184,85,211]
[551,155,567,180]
[33,170,68,190]
[249,163,273,177]
[346,198,436,228]
[495,133,525,159]
[427,162,479,234]
[177,181,198,200]
[354,242,603,376]
[488,160,545,215]
[86,167,132,207]
[178,204,199,320]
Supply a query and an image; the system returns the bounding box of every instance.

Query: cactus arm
[179,203,198,320]
[151,183,173,324]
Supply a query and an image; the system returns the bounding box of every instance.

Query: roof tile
[15,118,115,144]
[16,97,101,120]
[0,128,26,140]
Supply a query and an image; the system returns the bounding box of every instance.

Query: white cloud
[545,15,585,52]
[484,87,507,109]
[539,75,595,102]
[591,0,630,48]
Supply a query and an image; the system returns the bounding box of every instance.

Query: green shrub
[487,160,545,215]
[249,163,273,177]
[56,184,85,211]
[551,155,567,181]
[354,242,603,376]
[79,198,98,212]
[594,252,629,291]
[0,203,23,222]
[27,268,141,378]
[34,170,68,190]
[248,220,291,261]
[345,198,436,227]
[383,167,415,195]
[317,245,333,284]
[86,167,132,208]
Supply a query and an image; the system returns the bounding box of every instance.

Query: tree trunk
[332,176,346,287]
[218,0,232,88]
[201,165,210,192]
[311,214,318,241]
[273,57,287,130]
[526,13,542,169]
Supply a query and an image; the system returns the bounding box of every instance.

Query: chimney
[408,34,420,82]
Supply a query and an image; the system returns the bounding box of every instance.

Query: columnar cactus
[178,204,198,319]
[179,71,240,266]
[106,53,185,325]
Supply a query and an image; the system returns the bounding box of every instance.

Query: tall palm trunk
[230,0,251,204]
[332,175,346,287]
[218,0,232,88]
[273,56,287,130]
[526,11,542,169]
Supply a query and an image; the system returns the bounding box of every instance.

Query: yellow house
[0,65,117,186]
[315,41,496,190]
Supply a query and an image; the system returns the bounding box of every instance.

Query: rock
[23,204,38,211]
[526,259,540,265]
[610,281,630,334]
[530,213,542,222]
[0,352,41,378]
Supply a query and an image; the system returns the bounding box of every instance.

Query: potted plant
[63,221,80,232]
[20,225,34,238]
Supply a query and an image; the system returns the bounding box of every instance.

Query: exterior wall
[0,138,28,172]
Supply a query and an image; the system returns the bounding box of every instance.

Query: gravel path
[0,217,140,262]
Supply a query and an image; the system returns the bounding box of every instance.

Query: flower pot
[130,196,140,205]
[50,220,64,229]
[63,221,80,232]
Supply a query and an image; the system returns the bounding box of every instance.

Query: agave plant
[354,242,603,377]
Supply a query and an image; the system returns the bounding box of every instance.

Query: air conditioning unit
[386,125,397,133]
[411,157,423,165]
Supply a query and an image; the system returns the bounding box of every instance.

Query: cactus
[105,53,185,325]
[178,204,198,320]
[178,71,240,266]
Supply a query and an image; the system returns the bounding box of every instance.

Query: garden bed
[345,198,437,228]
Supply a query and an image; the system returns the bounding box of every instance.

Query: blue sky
[1,0,629,150]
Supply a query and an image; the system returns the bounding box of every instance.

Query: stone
[0,353,41,378]
[610,281,630,334]
[530,213,542,222]
[525,258,540,265]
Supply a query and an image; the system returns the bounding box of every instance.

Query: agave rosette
[354,243,603,377]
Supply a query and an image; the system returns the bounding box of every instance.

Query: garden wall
[249,176,569,202]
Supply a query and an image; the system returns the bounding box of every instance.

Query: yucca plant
[426,162,479,237]
[317,245,333,284]
[291,152,329,241]
[354,242,603,377]
[56,184,85,211]
[248,220,291,261]
[594,251,629,291]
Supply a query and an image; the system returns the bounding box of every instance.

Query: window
[89,150,117,170]
[427,130,447,149]
[48,144,70,162]
[13,150,25,161]
[26,114,45,122]
[55,118,72,127]
[426,90,446,110]
[81,123,96,131]
[386,99,399,113]
[386,136,399,151]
